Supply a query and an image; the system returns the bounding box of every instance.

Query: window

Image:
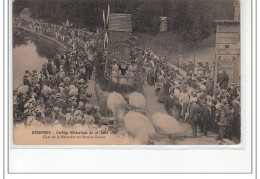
[225,45,229,48]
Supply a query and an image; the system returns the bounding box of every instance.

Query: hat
[83,114,95,124]
[93,105,100,112]
[56,93,62,99]
[221,99,228,104]
[200,85,206,91]
[24,103,30,109]
[27,116,35,125]
[34,106,42,113]
[74,110,82,117]
[64,77,70,82]
[34,84,40,88]
[85,103,92,110]
[28,98,35,104]
[24,109,30,115]
[79,79,85,84]
[225,93,231,98]
[69,88,78,96]
[23,74,29,79]
[50,89,56,94]
[69,96,77,102]
[54,107,60,112]
[190,97,198,103]
[69,84,76,90]
[38,74,44,78]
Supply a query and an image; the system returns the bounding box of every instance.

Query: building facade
[214,0,240,85]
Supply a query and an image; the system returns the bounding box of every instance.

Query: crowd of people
[13,18,241,142]
[139,49,241,141]
[110,59,138,85]
[13,19,112,130]
[16,18,97,58]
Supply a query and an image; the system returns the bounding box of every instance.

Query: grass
[134,32,216,67]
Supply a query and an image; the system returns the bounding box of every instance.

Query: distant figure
[111,59,119,83]
[187,61,195,73]
[119,61,128,76]
[118,61,128,85]
[206,78,214,96]
[47,59,55,75]
[217,70,229,89]
[164,93,182,121]
[200,99,211,136]
[128,60,137,76]
[128,60,137,85]
[188,99,201,137]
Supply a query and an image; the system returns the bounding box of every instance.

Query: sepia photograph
[12,0,241,145]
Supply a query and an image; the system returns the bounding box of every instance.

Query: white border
[3,0,255,175]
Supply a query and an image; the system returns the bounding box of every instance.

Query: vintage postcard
[12,0,241,145]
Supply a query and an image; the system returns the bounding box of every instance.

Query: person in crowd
[200,98,211,136]
[216,110,228,141]
[164,92,182,121]
[155,79,163,96]
[23,74,31,87]
[111,59,119,83]
[47,59,55,75]
[128,60,137,77]
[217,70,229,90]
[187,61,195,73]
[206,78,214,96]
[179,87,190,121]
[188,99,201,138]
[119,61,128,76]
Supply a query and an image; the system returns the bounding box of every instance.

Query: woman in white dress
[111,59,119,83]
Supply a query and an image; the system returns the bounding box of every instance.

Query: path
[144,83,167,119]
[16,26,67,51]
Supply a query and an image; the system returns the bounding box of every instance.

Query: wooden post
[213,52,218,89]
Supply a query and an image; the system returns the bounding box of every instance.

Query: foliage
[13,0,234,46]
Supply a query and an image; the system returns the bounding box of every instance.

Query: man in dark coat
[23,74,31,87]
[188,99,201,137]
[200,99,211,136]
[54,56,60,71]
[47,60,55,75]
[206,78,214,96]
[217,70,229,89]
